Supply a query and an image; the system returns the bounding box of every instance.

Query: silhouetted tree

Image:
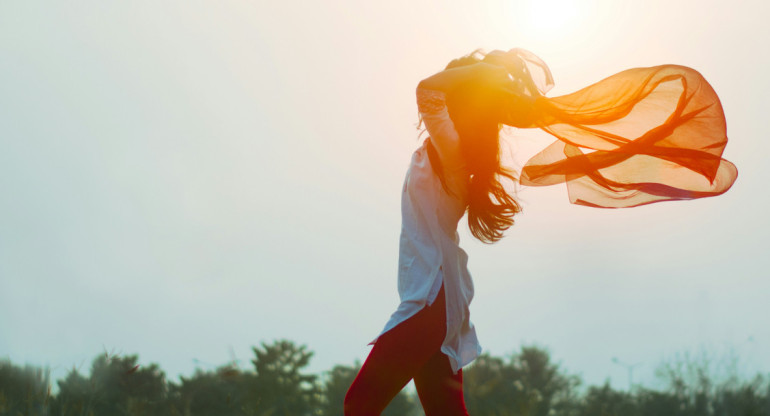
[4,341,770,415]
[464,353,514,415]
[464,346,580,416]
[511,346,580,416]
[634,389,685,416]
[50,369,93,416]
[50,353,168,416]
[0,360,50,416]
[712,375,770,416]
[175,365,250,416]
[246,340,321,416]
[319,363,358,416]
[578,382,638,416]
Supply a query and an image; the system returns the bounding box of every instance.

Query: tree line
[1,340,768,415]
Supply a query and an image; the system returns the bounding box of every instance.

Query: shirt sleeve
[416,88,465,172]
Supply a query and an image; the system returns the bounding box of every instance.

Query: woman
[344,49,737,415]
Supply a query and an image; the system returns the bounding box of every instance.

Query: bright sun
[517,0,585,40]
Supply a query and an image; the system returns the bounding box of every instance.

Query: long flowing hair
[426,50,522,243]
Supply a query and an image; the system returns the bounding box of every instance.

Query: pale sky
[1,0,768,391]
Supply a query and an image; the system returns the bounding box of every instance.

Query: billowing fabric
[374,88,481,374]
[374,50,737,375]
[502,49,738,207]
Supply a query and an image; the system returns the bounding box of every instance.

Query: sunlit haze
[1,0,768,391]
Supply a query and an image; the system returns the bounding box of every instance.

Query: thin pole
[612,357,642,390]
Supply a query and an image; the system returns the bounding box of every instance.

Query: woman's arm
[417,62,513,95]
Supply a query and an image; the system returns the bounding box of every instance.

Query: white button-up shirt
[374,88,481,374]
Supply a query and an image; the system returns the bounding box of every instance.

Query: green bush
[1,343,768,415]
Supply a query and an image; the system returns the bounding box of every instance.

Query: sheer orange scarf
[504,49,737,207]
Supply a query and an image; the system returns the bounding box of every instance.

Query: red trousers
[344,285,469,415]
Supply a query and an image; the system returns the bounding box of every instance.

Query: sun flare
[527,0,579,31]
[511,0,592,43]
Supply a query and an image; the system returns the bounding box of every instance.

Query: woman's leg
[344,287,447,416]
[413,351,469,416]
